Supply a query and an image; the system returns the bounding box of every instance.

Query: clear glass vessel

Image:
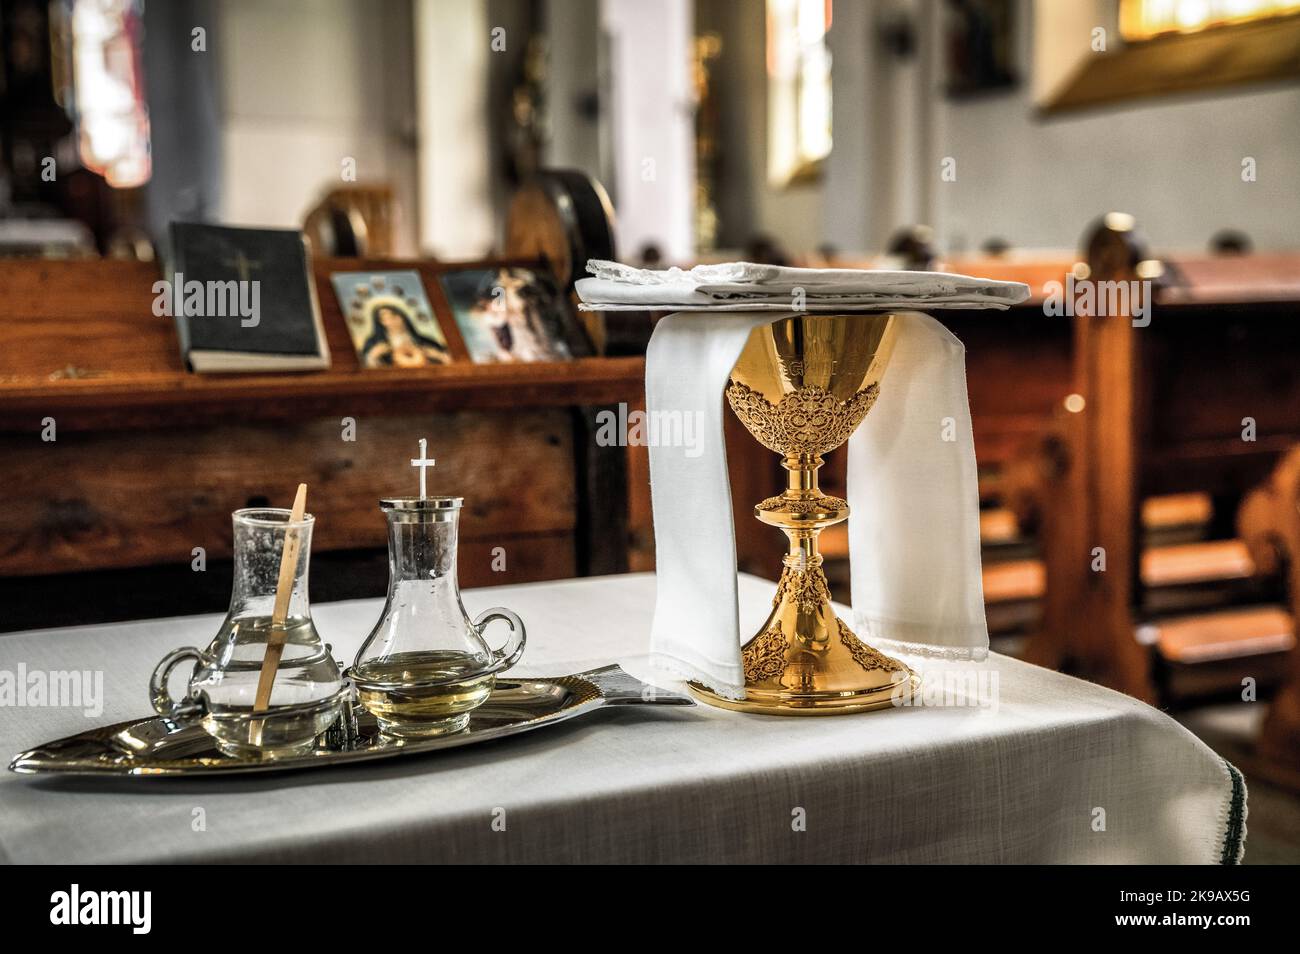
[350,497,526,738]
[149,508,346,757]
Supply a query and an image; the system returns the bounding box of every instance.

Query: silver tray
[8,665,692,778]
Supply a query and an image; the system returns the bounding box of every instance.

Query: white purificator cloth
[576,259,1030,311]
[579,261,1030,698]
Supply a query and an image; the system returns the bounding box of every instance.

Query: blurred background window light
[1120,0,1300,41]
[70,0,151,189]
[766,0,832,187]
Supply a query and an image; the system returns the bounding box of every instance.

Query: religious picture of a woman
[361,303,451,368]
[466,268,571,363]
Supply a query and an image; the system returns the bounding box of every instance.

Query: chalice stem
[783,454,824,569]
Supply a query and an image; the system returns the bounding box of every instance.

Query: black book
[168,223,330,372]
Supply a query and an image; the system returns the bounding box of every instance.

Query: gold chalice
[688,313,921,714]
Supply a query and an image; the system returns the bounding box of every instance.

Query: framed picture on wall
[944,0,1019,98]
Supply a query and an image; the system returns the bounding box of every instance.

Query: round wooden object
[505,170,616,289]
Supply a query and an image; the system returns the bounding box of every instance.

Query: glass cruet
[149,507,346,757]
[349,496,526,737]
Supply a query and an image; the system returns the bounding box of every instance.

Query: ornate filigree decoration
[772,564,832,613]
[838,619,906,674]
[742,628,788,683]
[757,493,848,514]
[725,381,881,457]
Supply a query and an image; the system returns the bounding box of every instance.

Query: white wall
[701,0,822,255]
[546,0,603,175]
[601,0,696,262]
[825,0,938,254]
[823,0,1300,255]
[212,0,1298,260]
[414,0,495,257]
[216,0,419,253]
[926,0,1300,254]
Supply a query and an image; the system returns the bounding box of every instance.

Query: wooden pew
[812,255,1077,613]
[0,256,643,631]
[939,257,1077,469]
[1020,215,1300,701]
[1239,447,1300,789]
[793,251,1078,469]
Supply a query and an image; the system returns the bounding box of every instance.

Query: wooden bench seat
[1150,606,1296,707]
[1147,605,1295,665]
[1141,539,1255,588]
[982,540,1257,604]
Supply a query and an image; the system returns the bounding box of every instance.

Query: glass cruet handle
[149,647,208,721]
[473,607,527,671]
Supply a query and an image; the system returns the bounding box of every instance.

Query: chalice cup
[687,312,921,714]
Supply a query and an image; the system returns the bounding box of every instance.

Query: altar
[0,574,1243,865]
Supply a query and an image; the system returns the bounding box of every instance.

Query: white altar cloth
[0,573,1244,864]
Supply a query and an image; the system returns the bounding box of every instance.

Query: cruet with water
[149,500,347,756]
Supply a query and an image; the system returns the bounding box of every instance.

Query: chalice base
[686,565,920,715]
[686,672,920,715]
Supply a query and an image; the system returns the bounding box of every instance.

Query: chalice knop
[687,313,921,714]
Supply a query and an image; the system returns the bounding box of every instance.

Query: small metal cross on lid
[410,438,435,499]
